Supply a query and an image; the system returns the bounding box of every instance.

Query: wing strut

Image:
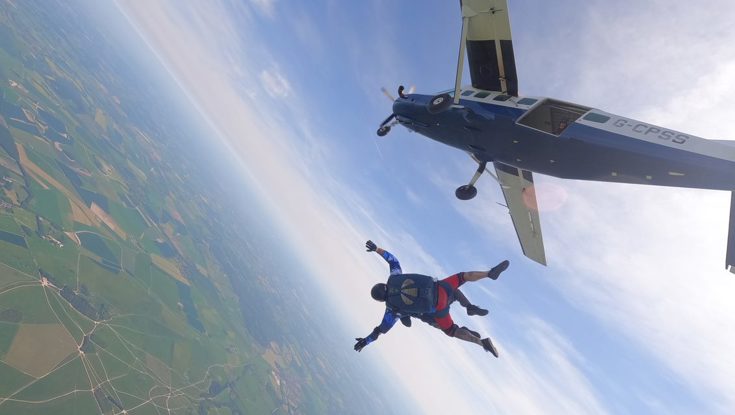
[453,15,470,104]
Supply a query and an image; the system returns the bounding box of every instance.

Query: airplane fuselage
[393,89,735,191]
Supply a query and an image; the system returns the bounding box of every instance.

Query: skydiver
[354,240,508,357]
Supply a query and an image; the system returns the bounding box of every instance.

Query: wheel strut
[376,113,396,137]
[455,161,487,201]
[467,161,487,188]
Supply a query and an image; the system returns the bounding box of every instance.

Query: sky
[109,1,735,414]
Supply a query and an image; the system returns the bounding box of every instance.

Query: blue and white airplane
[378,0,735,271]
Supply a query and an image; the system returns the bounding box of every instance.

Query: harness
[385,274,438,316]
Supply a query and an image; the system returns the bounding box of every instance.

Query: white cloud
[250,0,276,17]
[542,182,735,411]
[113,0,735,413]
[489,1,735,411]
[113,1,612,412]
[259,68,291,98]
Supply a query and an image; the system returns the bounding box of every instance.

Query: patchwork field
[0,2,370,413]
[3,323,77,378]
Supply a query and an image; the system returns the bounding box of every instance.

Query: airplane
[377,0,735,272]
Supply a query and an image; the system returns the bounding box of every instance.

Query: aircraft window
[583,112,611,123]
[493,95,511,101]
[516,99,592,136]
[517,98,538,106]
[474,91,491,98]
[461,90,475,96]
[437,88,455,97]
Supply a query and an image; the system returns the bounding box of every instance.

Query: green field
[108,201,148,237]
[0,229,26,248]
[77,255,152,316]
[0,360,34,397]
[27,178,71,228]
[0,321,19,356]
[10,208,36,232]
[0,262,36,287]
[0,240,35,275]
[76,231,118,264]
[0,2,366,413]
[0,391,99,415]
[0,286,57,324]
[27,235,78,287]
[45,290,93,344]
[12,356,88,402]
[149,263,180,312]
[0,214,21,234]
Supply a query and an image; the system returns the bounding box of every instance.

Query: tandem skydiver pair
[354,240,508,358]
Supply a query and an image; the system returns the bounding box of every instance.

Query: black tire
[427,93,452,114]
[455,185,478,200]
[377,126,390,137]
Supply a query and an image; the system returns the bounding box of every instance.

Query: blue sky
[110,1,735,413]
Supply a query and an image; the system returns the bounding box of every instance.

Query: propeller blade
[381,87,396,102]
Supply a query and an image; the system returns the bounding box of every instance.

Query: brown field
[195,264,208,277]
[145,353,171,386]
[151,254,189,285]
[161,224,184,258]
[3,323,77,378]
[28,171,50,190]
[4,188,18,205]
[90,202,126,239]
[0,154,22,176]
[70,201,93,226]
[262,342,286,370]
[16,143,98,226]
[64,231,80,246]
[262,348,278,369]
[165,194,184,223]
[94,108,107,130]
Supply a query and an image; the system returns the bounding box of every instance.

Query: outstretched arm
[354,309,399,352]
[365,240,402,275]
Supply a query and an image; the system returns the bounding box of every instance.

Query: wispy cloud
[249,0,276,17]
[259,68,291,98]
[113,0,735,413]
[113,1,613,412]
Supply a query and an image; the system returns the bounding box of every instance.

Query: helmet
[371,283,387,302]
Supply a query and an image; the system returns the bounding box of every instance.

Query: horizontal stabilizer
[715,139,735,148]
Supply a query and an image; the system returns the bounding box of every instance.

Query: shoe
[461,326,481,338]
[487,260,510,280]
[466,305,489,316]
[482,338,499,358]
[400,316,412,327]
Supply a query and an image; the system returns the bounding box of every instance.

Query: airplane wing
[461,0,519,96]
[493,162,547,265]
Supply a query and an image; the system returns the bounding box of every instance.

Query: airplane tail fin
[727,192,735,274]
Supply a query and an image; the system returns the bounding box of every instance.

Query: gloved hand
[365,240,377,252]
[354,337,369,352]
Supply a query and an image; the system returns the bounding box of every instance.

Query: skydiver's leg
[454,288,471,307]
[433,283,499,356]
[436,319,499,357]
[454,289,488,316]
[452,325,483,346]
[461,260,510,282]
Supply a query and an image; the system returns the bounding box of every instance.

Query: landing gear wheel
[377,126,391,137]
[455,185,477,200]
[427,93,452,114]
